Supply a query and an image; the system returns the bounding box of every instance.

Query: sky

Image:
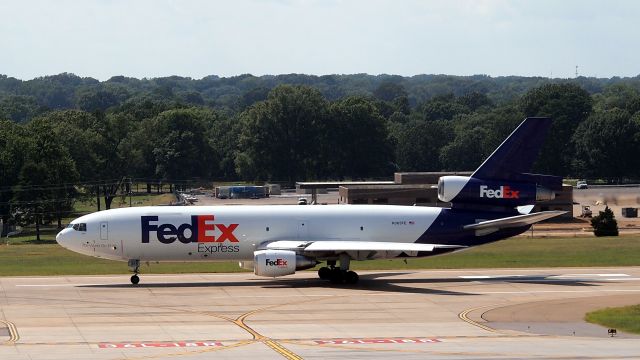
[1,0,639,80]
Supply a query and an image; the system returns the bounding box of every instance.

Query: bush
[591,206,619,236]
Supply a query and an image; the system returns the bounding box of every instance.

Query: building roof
[339,184,436,190]
[296,181,395,189]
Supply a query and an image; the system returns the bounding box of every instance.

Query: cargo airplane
[57,117,564,285]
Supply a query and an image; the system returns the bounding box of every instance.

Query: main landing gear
[317,254,359,284]
[128,259,140,285]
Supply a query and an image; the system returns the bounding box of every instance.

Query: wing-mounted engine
[253,250,317,277]
[437,176,555,207]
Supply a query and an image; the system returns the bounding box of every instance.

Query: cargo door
[297,221,308,240]
[99,222,109,241]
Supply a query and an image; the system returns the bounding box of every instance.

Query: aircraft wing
[463,211,566,232]
[263,240,464,254]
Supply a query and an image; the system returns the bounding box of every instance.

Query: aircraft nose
[56,228,71,248]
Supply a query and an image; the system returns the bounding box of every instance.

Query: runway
[1,268,639,359]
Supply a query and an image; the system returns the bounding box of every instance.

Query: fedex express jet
[57,117,565,285]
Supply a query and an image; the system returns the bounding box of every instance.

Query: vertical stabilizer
[471,117,552,181]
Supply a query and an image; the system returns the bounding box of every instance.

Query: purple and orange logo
[265,258,288,267]
[479,185,520,199]
[141,215,238,244]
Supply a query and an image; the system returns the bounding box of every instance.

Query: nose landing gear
[128,259,140,285]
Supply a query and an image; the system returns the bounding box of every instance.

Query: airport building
[304,172,575,218]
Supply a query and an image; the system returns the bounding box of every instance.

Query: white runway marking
[558,273,630,277]
[16,284,104,287]
[476,289,640,294]
[458,273,637,282]
[604,278,640,281]
[459,275,527,279]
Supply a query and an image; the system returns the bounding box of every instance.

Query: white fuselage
[56,205,442,262]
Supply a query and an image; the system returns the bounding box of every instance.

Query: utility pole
[575,65,579,78]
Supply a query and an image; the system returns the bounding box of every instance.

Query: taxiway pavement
[1,267,639,359]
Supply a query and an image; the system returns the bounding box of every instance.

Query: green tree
[440,128,490,171]
[114,94,184,122]
[33,110,102,180]
[328,96,392,179]
[121,117,157,189]
[240,87,270,109]
[207,114,241,180]
[391,119,453,171]
[76,84,129,112]
[439,107,524,171]
[0,121,28,236]
[12,119,79,237]
[520,83,593,175]
[235,85,329,182]
[593,83,639,112]
[151,108,221,182]
[418,94,469,121]
[0,95,42,123]
[572,109,640,181]
[373,81,408,102]
[458,91,493,111]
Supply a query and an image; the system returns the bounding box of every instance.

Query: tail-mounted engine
[253,250,317,277]
[437,176,555,207]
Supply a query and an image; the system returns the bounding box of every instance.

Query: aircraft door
[297,221,308,240]
[99,222,109,241]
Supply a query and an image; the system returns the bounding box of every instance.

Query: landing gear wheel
[345,271,359,284]
[318,266,331,280]
[330,268,345,284]
[128,259,141,285]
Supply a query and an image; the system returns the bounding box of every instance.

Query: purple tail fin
[471,117,562,190]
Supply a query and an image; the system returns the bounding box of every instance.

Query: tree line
[1,73,640,235]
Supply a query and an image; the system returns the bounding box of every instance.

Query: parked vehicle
[577,181,588,189]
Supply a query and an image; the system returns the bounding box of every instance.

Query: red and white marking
[99,341,224,348]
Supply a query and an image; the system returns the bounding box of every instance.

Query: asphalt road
[1,268,639,359]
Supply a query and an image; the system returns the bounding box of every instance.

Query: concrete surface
[1,268,640,359]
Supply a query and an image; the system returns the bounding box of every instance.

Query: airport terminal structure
[298,171,575,218]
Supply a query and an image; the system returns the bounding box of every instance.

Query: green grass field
[1,236,639,276]
[585,305,640,334]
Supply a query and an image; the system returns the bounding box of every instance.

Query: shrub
[591,206,619,236]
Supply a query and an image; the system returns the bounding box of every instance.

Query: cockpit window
[71,223,87,232]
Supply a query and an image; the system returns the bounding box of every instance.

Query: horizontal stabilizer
[463,211,566,231]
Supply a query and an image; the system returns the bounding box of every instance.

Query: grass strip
[585,305,640,334]
[1,236,639,276]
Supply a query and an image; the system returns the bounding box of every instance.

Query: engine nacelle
[253,250,317,277]
[437,176,554,206]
